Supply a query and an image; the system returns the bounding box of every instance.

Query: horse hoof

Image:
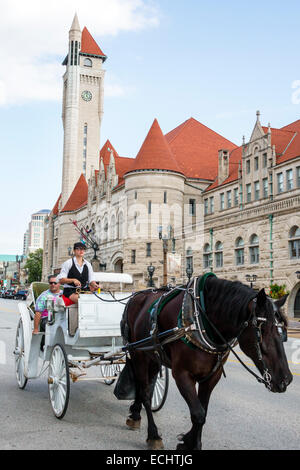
[126,417,141,430]
[147,438,164,450]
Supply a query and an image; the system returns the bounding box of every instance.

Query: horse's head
[238,289,292,393]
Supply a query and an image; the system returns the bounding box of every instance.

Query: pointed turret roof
[128,119,183,174]
[81,27,107,60]
[70,13,81,32]
[61,174,88,213]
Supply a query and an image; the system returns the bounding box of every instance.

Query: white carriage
[14,273,169,419]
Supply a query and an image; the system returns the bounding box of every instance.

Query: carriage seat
[68,304,78,337]
[27,282,49,318]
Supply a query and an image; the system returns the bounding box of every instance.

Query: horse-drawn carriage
[14,273,169,419]
[14,271,292,450]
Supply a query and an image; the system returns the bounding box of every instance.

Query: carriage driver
[57,242,99,305]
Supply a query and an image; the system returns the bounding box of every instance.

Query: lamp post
[147,263,155,287]
[158,225,175,286]
[16,255,24,287]
[3,262,9,284]
[68,246,72,257]
[186,266,193,282]
[245,274,257,289]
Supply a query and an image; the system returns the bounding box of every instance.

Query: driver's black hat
[73,242,86,250]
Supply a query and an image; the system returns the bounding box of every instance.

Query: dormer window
[84,58,93,67]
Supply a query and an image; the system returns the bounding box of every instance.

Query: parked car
[0,289,6,298]
[4,288,17,299]
[14,289,28,300]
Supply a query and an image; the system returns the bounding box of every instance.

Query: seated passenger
[57,242,99,305]
[33,276,63,334]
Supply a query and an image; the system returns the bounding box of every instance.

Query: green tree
[24,249,43,283]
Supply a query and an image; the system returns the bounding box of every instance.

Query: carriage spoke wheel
[14,319,28,390]
[100,363,122,385]
[151,366,169,412]
[48,344,70,419]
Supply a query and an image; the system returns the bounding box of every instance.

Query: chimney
[218,149,229,185]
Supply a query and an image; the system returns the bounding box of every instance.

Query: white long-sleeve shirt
[57,257,95,289]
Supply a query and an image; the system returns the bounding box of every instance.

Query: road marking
[0,306,19,314]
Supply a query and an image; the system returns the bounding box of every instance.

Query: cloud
[0,0,159,106]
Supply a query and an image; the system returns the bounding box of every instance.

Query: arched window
[186,247,193,272]
[289,226,300,259]
[117,213,124,240]
[235,237,244,266]
[203,243,212,269]
[102,218,108,242]
[249,234,259,264]
[84,58,92,67]
[215,241,223,268]
[110,215,116,241]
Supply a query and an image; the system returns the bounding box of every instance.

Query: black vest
[67,258,89,289]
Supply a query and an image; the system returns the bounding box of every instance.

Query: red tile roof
[100,139,120,167]
[52,194,61,216]
[61,174,88,213]
[81,27,106,58]
[128,119,183,174]
[165,118,237,180]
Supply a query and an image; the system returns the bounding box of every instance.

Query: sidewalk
[288,318,300,338]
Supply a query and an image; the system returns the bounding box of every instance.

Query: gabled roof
[100,139,120,166]
[165,118,237,180]
[61,174,88,213]
[128,119,183,175]
[81,27,107,60]
[52,194,61,216]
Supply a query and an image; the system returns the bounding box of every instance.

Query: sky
[1,0,300,254]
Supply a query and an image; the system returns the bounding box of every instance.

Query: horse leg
[174,371,206,450]
[126,397,142,430]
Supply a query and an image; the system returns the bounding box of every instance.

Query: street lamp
[68,246,72,257]
[16,255,24,287]
[245,274,257,289]
[158,225,176,285]
[147,263,155,287]
[186,266,193,282]
[3,262,9,282]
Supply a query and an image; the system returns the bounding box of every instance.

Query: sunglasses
[49,282,58,285]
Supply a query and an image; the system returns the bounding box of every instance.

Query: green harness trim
[148,288,182,321]
[179,272,217,350]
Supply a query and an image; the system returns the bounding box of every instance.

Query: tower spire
[70,13,81,33]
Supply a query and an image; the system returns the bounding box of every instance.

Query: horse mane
[204,276,257,328]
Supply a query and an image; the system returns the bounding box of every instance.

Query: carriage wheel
[151,366,169,412]
[100,363,122,385]
[48,344,70,419]
[14,319,28,390]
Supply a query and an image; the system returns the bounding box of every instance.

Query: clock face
[81,90,92,102]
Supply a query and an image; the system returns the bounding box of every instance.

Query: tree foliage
[24,249,43,283]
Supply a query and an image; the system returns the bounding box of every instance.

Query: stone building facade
[43,16,300,318]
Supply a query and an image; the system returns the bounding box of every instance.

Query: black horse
[122,276,292,450]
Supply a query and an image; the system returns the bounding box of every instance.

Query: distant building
[26,210,50,254]
[23,229,29,255]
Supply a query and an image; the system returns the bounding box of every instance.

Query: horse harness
[146,273,285,389]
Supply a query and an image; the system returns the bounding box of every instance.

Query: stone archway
[114,259,123,273]
[287,281,300,318]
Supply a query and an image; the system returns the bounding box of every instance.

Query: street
[0,298,300,450]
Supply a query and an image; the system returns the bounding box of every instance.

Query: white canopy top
[93,272,133,284]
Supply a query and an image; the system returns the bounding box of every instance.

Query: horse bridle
[192,295,285,391]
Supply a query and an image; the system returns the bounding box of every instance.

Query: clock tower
[61,14,107,208]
